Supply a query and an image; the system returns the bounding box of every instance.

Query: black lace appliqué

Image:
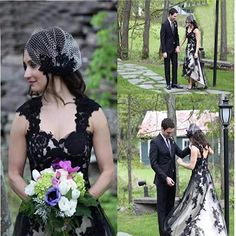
[212,207,225,234]
[39,51,76,76]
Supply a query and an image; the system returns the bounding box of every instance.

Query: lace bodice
[16,96,100,189]
[186,27,197,46]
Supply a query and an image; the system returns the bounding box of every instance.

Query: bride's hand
[177,158,184,165]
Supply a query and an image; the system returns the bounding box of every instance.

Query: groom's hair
[169,8,178,16]
[161,118,175,130]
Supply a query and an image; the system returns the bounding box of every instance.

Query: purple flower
[51,159,61,170]
[52,177,60,186]
[45,186,61,206]
[59,160,80,173]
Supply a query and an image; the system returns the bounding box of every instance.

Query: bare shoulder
[191,145,199,153]
[194,28,200,34]
[89,108,108,132]
[11,112,29,135]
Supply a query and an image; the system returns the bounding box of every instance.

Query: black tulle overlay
[13,96,115,236]
[164,145,227,236]
[182,27,207,88]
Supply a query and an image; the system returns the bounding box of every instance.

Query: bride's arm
[177,146,198,170]
[8,114,28,200]
[88,109,115,198]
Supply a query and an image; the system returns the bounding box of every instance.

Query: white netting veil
[25,26,82,75]
[186,123,201,137]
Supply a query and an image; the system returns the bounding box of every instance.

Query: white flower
[78,172,83,177]
[58,196,70,212]
[58,181,70,195]
[67,179,77,190]
[57,169,68,181]
[25,180,36,196]
[64,199,77,217]
[58,198,77,217]
[32,169,41,181]
[72,189,80,200]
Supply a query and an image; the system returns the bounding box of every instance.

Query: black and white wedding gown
[164,145,227,236]
[13,95,115,236]
[182,27,207,88]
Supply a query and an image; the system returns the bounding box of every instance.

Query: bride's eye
[29,61,38,69]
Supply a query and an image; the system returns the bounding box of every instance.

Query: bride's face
[23,50,48,93]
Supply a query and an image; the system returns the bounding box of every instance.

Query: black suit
[149,134,190,236]
[160,19,180,86]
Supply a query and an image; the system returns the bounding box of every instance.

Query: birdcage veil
[186,123,201,138]
[25,26,82,76]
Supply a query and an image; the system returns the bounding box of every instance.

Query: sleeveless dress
[13,95,115,236]
[164,145,227,236]
[182,27,207,88]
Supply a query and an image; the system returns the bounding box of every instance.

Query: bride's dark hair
[186,15,198,29]
[191,130,210,149]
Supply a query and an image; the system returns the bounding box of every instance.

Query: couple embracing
[149,118,227,236]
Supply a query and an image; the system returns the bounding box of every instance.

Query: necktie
[171,22,174,33]
[166,138,171,153]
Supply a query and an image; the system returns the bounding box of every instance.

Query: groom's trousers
[156,182,176,236]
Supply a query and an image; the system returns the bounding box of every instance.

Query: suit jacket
[149,134,190,186]
[160,19,180,54]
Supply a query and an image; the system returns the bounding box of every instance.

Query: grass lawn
[128,1,234,63]
[118,208,234,236]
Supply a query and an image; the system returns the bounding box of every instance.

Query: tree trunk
[142,0,151,59]
[220,0,227,61]
[121,0,132,60]
[1,160,13,235]
[127,95,133,203]
[159,0,169,59]
[165,94,179,196]
[161,0,169,24]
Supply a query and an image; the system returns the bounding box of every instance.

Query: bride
[164,124,227,236]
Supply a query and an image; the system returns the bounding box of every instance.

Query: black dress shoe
[172,84,183,89]
[166,85,171,90]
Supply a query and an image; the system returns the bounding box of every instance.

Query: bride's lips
[28,80,37,85]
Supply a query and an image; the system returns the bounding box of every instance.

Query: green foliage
[127,1,234,62]
[86,11,117,107]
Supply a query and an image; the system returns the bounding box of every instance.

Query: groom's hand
[162,52,167,58]
[175,46,180,53]
[166,177,175,187]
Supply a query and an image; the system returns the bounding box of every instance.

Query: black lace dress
[182,27,207,88]
[164,145,227,236]
[13,96,115,236]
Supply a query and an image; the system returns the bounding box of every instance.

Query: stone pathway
[118,61,230,95]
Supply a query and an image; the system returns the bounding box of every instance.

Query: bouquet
[20,160,97,236]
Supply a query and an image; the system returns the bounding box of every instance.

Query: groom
[149,118,190,236]
[160,8,183,90]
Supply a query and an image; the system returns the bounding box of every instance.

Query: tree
[165,93,180,196]
[220,0,227,61]
[1,160,13,235]
[158,0,170,58]
[127,95,133,203]
[142,0,151,59]
[120,0,132,60]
